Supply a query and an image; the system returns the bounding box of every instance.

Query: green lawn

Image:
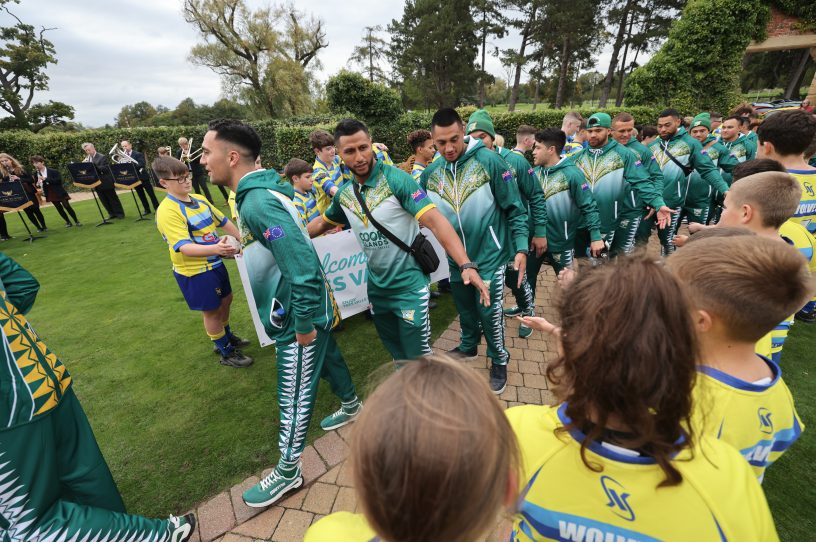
[0,195,457,518]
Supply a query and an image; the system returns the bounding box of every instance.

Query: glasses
[165,175,192,183]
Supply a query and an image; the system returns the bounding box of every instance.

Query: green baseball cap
[586,112,612,129]
[691,113,711,130]
[466,109,496,139]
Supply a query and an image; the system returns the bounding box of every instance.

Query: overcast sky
[2,0,617,127]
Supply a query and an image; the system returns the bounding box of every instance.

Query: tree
[0,1,74,131]
[325,70,402,125]
[348,25,389,83]
[389,0,479,109]
[115,101,158,127]
[183,0,327,118]
[625,0,767,113]
[502,0,541,111]
[471,0,507,107]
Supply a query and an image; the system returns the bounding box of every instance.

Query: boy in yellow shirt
[667,235,813,481]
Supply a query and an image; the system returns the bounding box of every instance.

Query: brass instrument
[180,137,203,163]
[109,143,139,165]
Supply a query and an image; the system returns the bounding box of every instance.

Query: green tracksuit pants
[0,387,173,540]
[452,267,509,366]
[368,285,432,361]
[637,205,682,256]
[506,248,574,313]
[275,328,357,471]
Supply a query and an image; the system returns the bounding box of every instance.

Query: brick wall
[766,6,805,38]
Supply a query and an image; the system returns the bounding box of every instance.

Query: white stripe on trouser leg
[489,267,509,364]
[624,216,641,254]
[418,287,432,356]
[278,342,316,465]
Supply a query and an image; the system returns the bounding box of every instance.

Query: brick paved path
[187,270,561,542]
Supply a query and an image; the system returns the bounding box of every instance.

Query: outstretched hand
[462,268,491,307]
[517,315,560,337]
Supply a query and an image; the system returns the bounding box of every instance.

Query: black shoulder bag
[661,144,694,177]
[352,182,440,275]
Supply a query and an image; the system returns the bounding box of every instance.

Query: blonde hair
[177,137,188,145]
[350,356,519,542]
[494,134,506,148]
[727,172,802,229]
[667,236,815,342]
[0,153,24,176]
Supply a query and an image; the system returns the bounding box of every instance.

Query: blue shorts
[174,264,232,311]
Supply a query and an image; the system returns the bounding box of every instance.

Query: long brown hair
[350,356,519,542]
[0,153,25,177]
[546,253,699,486]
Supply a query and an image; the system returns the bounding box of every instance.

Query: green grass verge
[0,195,457,517]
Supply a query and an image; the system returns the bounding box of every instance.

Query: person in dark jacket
[121,139,160,213]
[0,152,47,231]
[81,142,125,219]
[30,155,82,227]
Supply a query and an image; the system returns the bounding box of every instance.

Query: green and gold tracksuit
[0,254,176,540]
[647,128,730,255]
[572,139,664,256]
[235,170,357,474]
[687,135,738,225]
[721,134,757,164]
[624,137,666,246]
[421,137,529,365]
[497,147,548,316]
[531,156,602,289]
[324,159,436,361]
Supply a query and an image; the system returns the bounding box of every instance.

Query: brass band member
[120,140,160,214]
[82,142,125,219]
[0,152,47,231]
[30,155,82,227]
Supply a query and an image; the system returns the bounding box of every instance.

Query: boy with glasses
[153,156,252,368]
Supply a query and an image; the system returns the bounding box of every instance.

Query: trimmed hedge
[0,107,666,185]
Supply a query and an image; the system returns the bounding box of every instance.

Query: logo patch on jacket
[502,170,513,182]
[634,160,642,167]
[263,225,285,240]
[581,182,590,191]
[202,232,217,243]
[411,189,427,202]
[528,168,535,175]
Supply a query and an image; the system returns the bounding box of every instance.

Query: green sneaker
[320,401,363,431]
[519,322,533,338]
[503,306,523,317]
[242,466,303,508]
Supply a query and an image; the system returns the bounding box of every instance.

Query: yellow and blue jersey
[156,193,228,277]
[293,188,320,226]
[756,222,815,361]
[788,169,816,236]
[507,404,779,542]
[304,512,378,542]
[563,141,584,157]
[313,156,343,215]
[227,190,238,221]
[693,356,803,482]
[411,162,426,181]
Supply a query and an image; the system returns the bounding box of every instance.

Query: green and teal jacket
[497,146,548,238]
[236,169,340,342]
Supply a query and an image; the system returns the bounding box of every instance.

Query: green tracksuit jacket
[624,136,666,211]
[534,157,602,252]
[687,135,739,205]
[572,139,664,235]
[721,134,757,165]
[650,127,730,209]
[235,169,340,342]
[497,146,548,239]
[420,137,529,279]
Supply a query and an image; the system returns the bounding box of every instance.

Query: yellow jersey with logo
[304,512,378,542]
[156,193,228,277]
[692,356,803,482]
[788,169,816,235]
[755,222,815,361]
[507,404,778,542]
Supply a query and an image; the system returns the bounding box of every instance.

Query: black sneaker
[220,349,253,368]
[795,309,816,324]
[65,222,73,228]
[168,513,196,542]
[430,290,441,299]
[75,221,83,226]
[229,334,251,348]
[489,363,507,395]
[447,346,478,361]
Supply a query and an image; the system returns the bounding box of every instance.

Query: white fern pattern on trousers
[277,342,316,464]
[417,287,433,355]
[489,267,509,364]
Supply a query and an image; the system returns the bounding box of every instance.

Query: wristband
[459,262,479,272]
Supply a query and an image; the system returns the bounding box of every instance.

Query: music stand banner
[110,163,142,190]
[0,181,32,212]
[67,163,101,189]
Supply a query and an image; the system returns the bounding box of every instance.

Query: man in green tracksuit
[464,109,547,339]
[648,108,731,255]
[611,112,668,246]
[720,115,757,164]
[309,118,489,364]
[202,119,362,508]
[531,128,603,278]
[0,254,195,541]
[572,112,672,257]
[688,113,739,224]
[420,108,529,394]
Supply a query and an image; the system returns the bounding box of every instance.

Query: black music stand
[0,180,43,242]
[109,163,148,222]
[67,163,113,227]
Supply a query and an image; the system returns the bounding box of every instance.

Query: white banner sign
[236,228,451,347]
